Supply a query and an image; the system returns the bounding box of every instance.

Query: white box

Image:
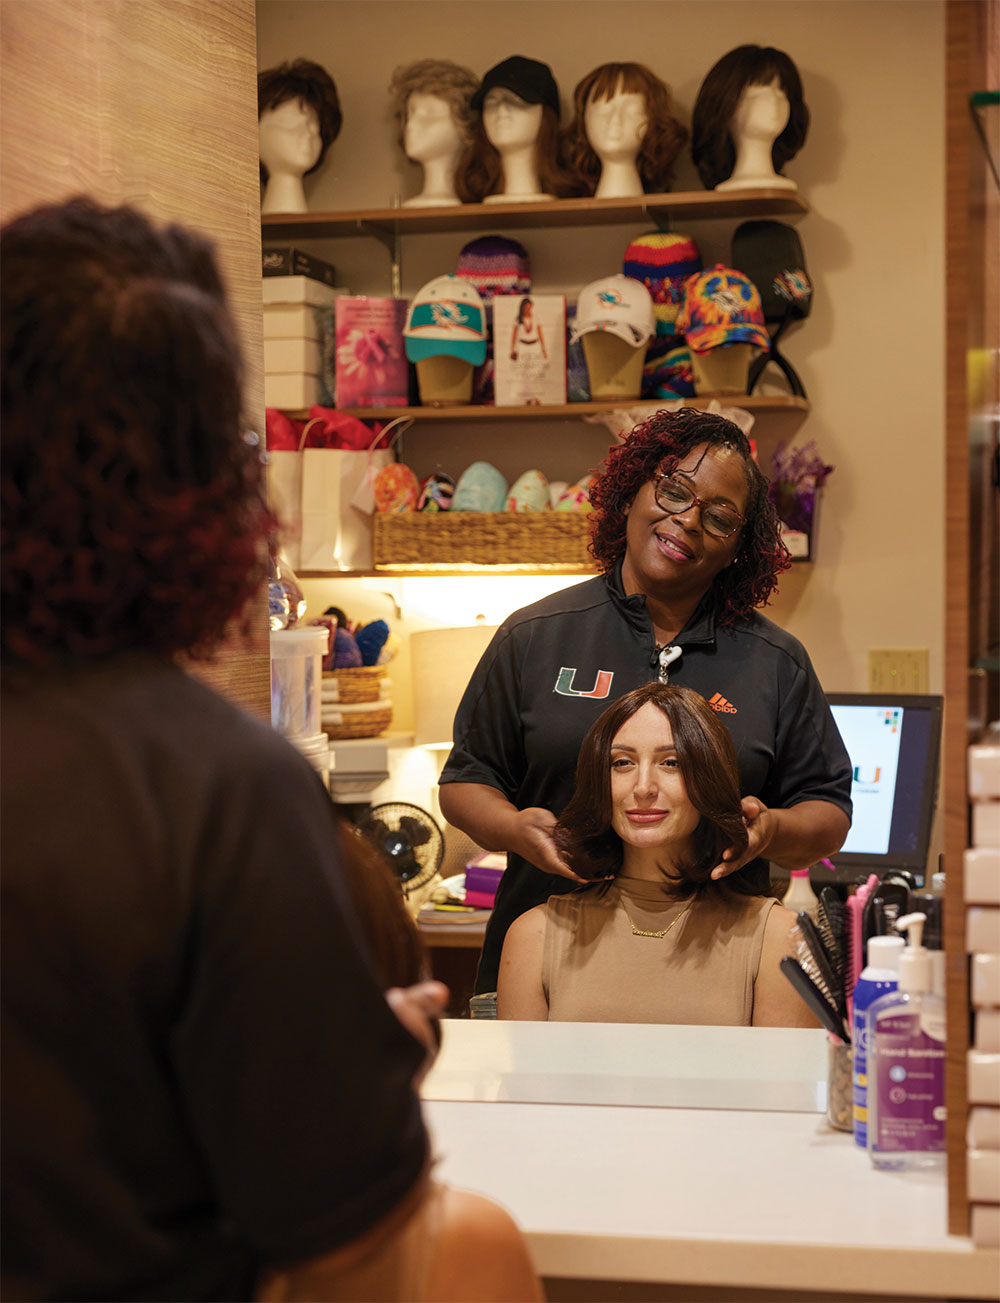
[264,372,320,409]
[977,1009,1000,1052]
[967,1107,1000,1149]
[264,303,321,341]
[966,847,1000,904]
[968,906,1000,954]
[969,736,1000,799]
[264,338,322,374]
[968,1051,1000,1104]
[973,954,1000,1007]
[967,1149,1000,1202]
[971,1203,1000,1248]
[493,294,567,407]
[973,799,1000,848]
[262,275,342,308]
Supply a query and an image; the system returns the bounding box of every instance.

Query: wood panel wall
[943,0,999,1236]
[0,0,269,717]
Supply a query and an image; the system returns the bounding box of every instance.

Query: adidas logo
[709,692,738,714]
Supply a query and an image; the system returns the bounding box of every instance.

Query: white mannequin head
[388,59,478,207]
[584,84,648,166]
[482,87,544,153]
[732,77,790,147]
[259,99,322,180]
[257,59,342,214]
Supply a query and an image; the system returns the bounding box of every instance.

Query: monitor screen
[823,693,943,887]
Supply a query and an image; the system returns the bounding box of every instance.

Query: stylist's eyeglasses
[653,474,745,539]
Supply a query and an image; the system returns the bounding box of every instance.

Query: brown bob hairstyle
[556,683,755,898]
[690,44,809,190]
[258,58,343,183]
[454,104,573,203]
[587,407,791,624]
[1,197,275,666]
[561,62,688,197]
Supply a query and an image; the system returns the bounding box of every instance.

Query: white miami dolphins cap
[404,273,488,365]
[569,274,655,350]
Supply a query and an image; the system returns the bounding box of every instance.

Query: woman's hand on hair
[513,807,586,882]
[710,795,774,880]
[385,980,449,1085]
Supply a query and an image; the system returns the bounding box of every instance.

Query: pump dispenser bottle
[782,868,819,920]
[852,934,905,1149]
[866,913,946,1170]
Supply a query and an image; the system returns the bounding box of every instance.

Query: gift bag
[268,415,409,572]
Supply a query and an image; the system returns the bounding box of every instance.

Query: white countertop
[421,1021,999,1299]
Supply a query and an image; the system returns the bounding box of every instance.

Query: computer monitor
[822,693,943,888]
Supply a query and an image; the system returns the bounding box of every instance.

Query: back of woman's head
[588,406,789,622]
[556,683,751,896]
[1,197,275,666]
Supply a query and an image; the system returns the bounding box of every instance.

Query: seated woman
[497,683,815,1027]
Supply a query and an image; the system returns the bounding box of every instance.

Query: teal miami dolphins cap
[404,274,488,365]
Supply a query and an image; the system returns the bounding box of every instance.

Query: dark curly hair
[588,407,790,623]
[1,197,276,666]
[561,62,688,197]
[556,683,755,899]
[258,58,343,184]
[691,45,809,190]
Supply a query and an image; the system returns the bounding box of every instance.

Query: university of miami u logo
[553,667,614,699]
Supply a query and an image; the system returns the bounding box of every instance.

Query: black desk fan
[731,220,813,399]
[356,801,444,916]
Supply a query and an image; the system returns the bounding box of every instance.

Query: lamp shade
[410,625,499,748]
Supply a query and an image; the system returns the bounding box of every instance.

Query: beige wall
[257,0,946,712]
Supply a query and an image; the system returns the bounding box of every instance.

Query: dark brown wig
[454,104,574,202]
[690,45,809,190]
[556,683,753,897]
[1,197,276,666]
[561,62,688,197]
[258,58,343,183]
[587,406,791,623]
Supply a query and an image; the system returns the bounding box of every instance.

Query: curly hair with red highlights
[1,197,276,666]
[588,407,790,624]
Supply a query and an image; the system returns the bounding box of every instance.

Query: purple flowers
[768,440,834,534]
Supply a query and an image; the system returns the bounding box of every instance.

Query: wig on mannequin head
[690,45,808,190]
[562,62,688,197]
[454,107,572,203]
[257,59,343,183]
[388,58,479,151]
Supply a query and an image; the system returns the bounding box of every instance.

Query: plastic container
[290,731,331,791]
[270,626,330,739]
[867,914,946,1170]
[782,868,819,920]
[851,934,904,1149]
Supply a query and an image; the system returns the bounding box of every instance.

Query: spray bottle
[866,913,946,1170]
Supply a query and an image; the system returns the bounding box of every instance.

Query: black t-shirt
[440,566,853,993]
[1,654,428,1301]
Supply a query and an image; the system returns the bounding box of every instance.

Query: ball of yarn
[506,469,551,512]
[355,619,390,666]
[331,627,363,668]
[417,473,456,512]
[374,462,420,513]
[452,461,508,512]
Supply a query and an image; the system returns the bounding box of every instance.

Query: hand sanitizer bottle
[867,913,946,1170]
[852,934,905,1149]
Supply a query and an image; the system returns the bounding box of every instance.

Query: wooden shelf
[281,395,810,423]
[261,187,809,241]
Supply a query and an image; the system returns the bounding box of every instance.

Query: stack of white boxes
[263,246,342,410]
[965,722,1000,1247]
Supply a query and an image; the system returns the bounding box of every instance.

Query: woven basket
[322,697,393,740]
[374,511,594,570]
[322,665,386,704]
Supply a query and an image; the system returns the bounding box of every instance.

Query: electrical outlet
[869,648,929,694]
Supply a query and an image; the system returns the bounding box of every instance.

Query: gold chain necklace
[619,896,692,939]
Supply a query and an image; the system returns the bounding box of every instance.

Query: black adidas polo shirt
[440,564,853,994]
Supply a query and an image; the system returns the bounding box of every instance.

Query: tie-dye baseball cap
[676,264,769,355]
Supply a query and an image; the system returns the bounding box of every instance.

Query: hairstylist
[439,407,852,997]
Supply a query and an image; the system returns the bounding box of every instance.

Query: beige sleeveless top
[542,875,779,1025]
